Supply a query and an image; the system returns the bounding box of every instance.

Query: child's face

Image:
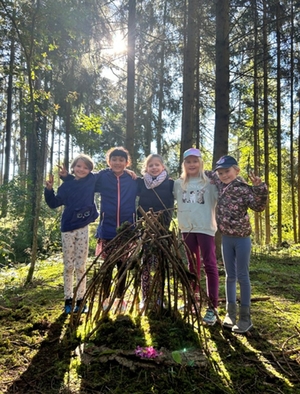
[184,156,201,177]
[73,159,91,180]
[109,155,128,176]
[146,158,165,177]
[216,166,240,184]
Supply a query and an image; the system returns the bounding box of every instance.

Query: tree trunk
[289,4,297,243]
[24,0,46,282]
[26,76,43,284]
[1,28,15,218]
[298,94,300,243]
[276,2,282,245]
[50,113,56,174]
[145,104,152,157]
[252,0,261,243]
[263,0,270,245]
[156,1,167,156]
[181,0,197,157]
[195,17,200,150]
[64,101,71,171]
[213,0,229,258]
[213,0,229,165]
[126,0,136,163]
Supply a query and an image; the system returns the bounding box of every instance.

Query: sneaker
[102,297,111,311]
[203,308,217,326]
[74,299,88,314]
[64,298,73,314]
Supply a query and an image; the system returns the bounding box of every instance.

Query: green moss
[92,315,147,350]
[0,253,299,393]
[147,313,200,350]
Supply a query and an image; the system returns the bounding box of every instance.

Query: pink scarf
[143,170,167,189]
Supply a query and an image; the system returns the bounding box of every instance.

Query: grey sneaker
[223,302,237,328]
[232,305,253,333]
[203,308,217,326]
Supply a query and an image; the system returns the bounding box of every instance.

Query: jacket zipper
[117,175,120,227]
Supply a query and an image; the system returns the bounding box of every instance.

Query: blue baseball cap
[183,148,202,159]
[214,155,238,170]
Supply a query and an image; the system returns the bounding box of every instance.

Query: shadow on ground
[5,312,76,394]
[211,323,300,393]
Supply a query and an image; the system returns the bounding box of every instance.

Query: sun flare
[111,32,127,54]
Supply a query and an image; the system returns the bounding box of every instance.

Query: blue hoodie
[94,169,137,240]
[44,172,99,232]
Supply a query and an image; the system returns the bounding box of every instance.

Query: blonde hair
[106,146,131,167]
[70,153,94,172]
[180,156,208,188]
[141,153,166,175]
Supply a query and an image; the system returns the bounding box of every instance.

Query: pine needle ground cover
[0,248,300,393]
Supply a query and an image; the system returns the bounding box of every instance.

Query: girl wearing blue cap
[174,148,219,325]
[212,155,268,333]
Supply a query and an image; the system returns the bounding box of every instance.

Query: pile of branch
[70,208,211,336]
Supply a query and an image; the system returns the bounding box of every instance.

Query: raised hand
[249,171,262,186]
[58,164,68,178]
[45,174,54,190]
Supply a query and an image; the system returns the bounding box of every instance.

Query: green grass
[0,250,299,393]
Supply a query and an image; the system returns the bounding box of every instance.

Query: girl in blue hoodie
[59,147,137,309]
[94,147,138,301]
[45,154,99,314]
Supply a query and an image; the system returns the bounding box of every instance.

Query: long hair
[141,153,167,175]
[180,156,208,189]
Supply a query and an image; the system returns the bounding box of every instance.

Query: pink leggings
[182,232,219,308]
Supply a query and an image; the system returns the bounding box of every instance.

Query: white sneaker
[102,297,111,311]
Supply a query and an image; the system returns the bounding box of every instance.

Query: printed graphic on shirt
[182,188,205,204]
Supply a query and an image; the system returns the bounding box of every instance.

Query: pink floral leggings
[61,226,89,300]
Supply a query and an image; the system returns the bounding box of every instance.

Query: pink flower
[135,346,162,359]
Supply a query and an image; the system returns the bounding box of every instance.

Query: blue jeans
[221,235,251,307]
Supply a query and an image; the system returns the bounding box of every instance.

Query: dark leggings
[103,260,127,299]
[141,255,158,301]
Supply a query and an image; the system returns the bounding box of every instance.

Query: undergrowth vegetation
[0,247,299,393]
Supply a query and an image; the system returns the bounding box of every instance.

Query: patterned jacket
[207,172,268,237]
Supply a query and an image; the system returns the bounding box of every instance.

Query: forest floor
[0,248,300,394]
